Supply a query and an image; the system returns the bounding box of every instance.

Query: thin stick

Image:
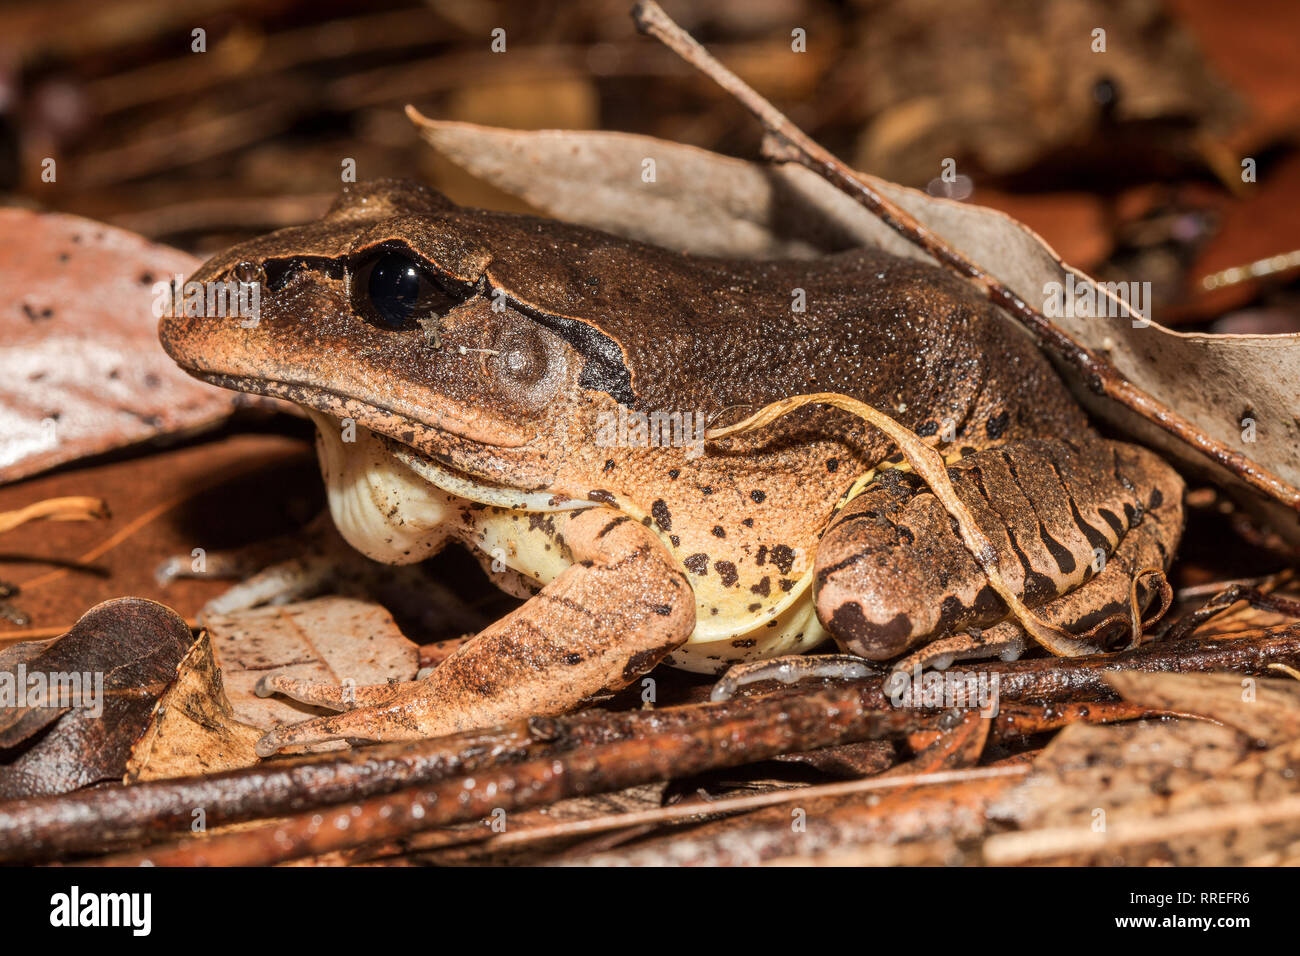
[0,497,109,534]
[467,765,1028,853]
[631,0,1300,515]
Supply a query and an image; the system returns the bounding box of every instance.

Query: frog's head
[159,179,646,560]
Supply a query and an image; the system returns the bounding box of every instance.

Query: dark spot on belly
[684,553,709,575]
[528,513,557,536]
[747,603,760,612]
[826,457,840,472]
[742,517,754,528]
[750,489,766,504]
[587,489,616,505]
[756,545,768,566]
[715,560,739,587]
[770,545,796,575]
[670,534,680,547]
[596,515,629,539]
[779,579,795,592]
[750,576,771,597]
[651,499,672,532]
[668,469,680,480]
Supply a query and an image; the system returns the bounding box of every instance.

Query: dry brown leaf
[414,117,1300,539]
[206,596,419,748]
[0,210,282,485]
[126,628,262,783]
[0,598,194,797]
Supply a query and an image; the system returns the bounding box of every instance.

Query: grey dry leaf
[413,116,1300,540]
[988,718,1250,834]
[0,210,273,485]
[1104,670,1300,746]
[126,628,263,782]
[205,596,419,749]
[985,711,1300,865]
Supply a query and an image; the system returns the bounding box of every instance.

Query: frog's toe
[710,654,878,701]
[254,702,410,756]
[254,673,416,711]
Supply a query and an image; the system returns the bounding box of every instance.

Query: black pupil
[368,253,423,327]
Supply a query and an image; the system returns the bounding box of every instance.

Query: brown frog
[158,179,1184,755]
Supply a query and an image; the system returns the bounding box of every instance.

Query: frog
[157,179,1185,756]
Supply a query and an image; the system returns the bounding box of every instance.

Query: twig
[5,626,1297,863]
[436,765,1029,856]
[631,0,1300,515]
[92,692,939,866]
[0,497,108,534]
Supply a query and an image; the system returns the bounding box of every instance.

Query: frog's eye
[353,252,464,331]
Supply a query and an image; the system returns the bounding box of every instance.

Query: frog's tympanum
[159,180,1184,754]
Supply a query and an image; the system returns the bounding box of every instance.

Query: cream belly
[311,416,829,675]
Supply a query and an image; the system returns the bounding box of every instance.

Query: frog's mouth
[193,371,534,450]
[381,436,592,513]
[193,372,590,514]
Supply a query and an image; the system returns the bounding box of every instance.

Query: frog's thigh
[813,438,1184,661]
[254,508,694,755]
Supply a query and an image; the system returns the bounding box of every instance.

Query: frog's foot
[254,507,695,756]
[893,628,1028,674]
[814,437,1185,662]
[155,512,356,617]
[710,654,878,701]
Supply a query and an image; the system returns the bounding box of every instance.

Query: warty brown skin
[158,179,1184,750]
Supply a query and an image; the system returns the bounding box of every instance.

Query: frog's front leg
[813,438,1184,663]
[253,507,694,755]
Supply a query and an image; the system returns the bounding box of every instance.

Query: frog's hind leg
[814,437,1184,663]
[253,508,695,756]
[894,489,1178,675]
